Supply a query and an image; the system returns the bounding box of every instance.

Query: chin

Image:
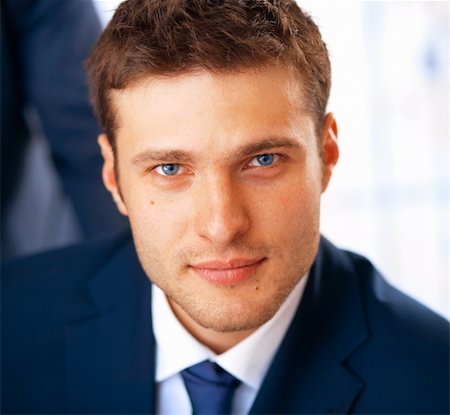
[193,313,271,333]
[186,296,282,333]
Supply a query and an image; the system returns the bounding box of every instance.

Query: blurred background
[300,1,449,320]
[3,0,448,319]
[1,0,128,260]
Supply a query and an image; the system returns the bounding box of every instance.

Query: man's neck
[168,299,258,354]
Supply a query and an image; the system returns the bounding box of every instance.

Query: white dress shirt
[152,275,308,415]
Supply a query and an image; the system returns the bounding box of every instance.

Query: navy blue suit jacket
[2,232,449,414]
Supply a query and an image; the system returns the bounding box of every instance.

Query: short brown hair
[86,0,331,145]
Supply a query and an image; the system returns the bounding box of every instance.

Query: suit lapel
[250,238,368,414]
[64,238,156,414]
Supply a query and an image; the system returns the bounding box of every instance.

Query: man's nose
[194,175,251,245]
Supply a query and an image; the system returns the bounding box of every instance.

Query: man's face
[100,66,338,333]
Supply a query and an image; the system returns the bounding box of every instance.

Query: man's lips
[189,258,266,285]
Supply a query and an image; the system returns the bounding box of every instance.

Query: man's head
[87,0,338,348]
[87,0,331,145]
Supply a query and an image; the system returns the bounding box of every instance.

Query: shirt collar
[153,274,308,390]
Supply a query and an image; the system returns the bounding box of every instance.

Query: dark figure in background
[1,0,127,259]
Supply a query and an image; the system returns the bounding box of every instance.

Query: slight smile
[190,258,266,285]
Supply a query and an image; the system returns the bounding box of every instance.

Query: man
[2,1,448,414]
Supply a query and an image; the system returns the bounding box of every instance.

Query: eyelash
[246,153,280,168]
[150,153,283,177]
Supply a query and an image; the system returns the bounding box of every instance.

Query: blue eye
[250,154,275,167]
[155,164,180,176]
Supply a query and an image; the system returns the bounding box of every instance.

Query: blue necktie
[181,360,241,414]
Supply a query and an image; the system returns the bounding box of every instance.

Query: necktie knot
[181,360,241,414]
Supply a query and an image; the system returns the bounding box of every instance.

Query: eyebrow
[131,149,194,166]
[131,137,302,166]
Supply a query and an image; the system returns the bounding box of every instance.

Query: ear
[321,113,339,192]
[98,134,128,216]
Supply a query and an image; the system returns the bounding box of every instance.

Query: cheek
[262,174,321,216]
[255,177,321,243]
[126,193,191,280]
[118,176,185,244]
[126,192,189,237]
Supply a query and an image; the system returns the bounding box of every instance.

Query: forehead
[110,66,315,158]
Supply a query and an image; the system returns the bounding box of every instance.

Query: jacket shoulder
[323,241,449,413]
[343,247,448,341]
[319,238,448,354]
[3,230,129,278]
[1,231,132,320]
[1,231,136,413]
